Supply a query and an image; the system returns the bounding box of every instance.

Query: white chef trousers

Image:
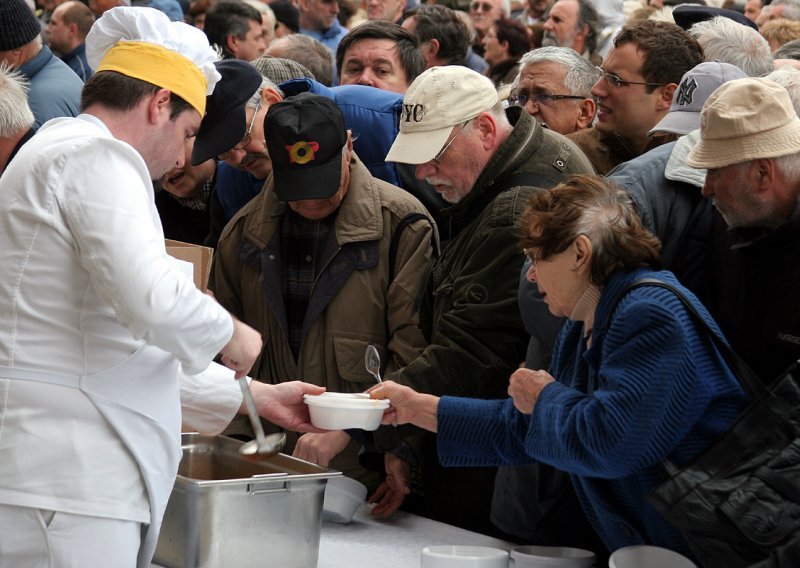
[0,504,141,568]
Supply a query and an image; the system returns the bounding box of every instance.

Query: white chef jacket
[0,115,241,523]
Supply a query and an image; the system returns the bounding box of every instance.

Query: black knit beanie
[0,0,42,51]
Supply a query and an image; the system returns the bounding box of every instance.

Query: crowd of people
[1,0,800,566]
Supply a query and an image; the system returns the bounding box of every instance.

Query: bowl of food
[322,475,368,523]
[421,545,509,568]
[303,393,389,431]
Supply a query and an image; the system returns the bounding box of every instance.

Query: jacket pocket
[333,337,385,388]
[718,438,800,548]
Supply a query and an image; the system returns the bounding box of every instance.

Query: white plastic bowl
[510,546,596,567]
[421,545,509,568]
[316,392,371,399]
[609,545,696,568]
[322,475,368,523]
[303,393,389,430]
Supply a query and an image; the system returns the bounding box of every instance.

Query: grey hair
[765,67,800,114]
[771,0,800,20]
[462,100,511,133]
[648,6,676,23]
[518,46,602,96]
[0,64,34,137]
[246,78,284,107]
[774,150,800,182]
[689,16,773,76]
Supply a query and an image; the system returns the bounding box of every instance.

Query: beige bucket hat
[688,77,800,169]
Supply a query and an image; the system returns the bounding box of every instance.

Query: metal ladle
[238,377,287,456]
[365,344,383,384]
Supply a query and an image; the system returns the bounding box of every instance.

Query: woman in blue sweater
[369,175,748,558]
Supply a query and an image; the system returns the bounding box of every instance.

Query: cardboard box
[165,239,213,292]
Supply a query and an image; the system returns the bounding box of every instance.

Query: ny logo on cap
[286,141,319,164]
[676,78,698,107]
[401,103,425,123]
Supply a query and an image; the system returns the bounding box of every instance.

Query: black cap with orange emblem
[265,92,347,201]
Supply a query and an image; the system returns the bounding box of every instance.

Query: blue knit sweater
[437,269,748,556]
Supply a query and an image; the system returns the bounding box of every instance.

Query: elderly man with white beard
[366,65,593,536]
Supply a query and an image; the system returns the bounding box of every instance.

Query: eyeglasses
[471,1,494,11]
[219,98,261,160]
[431,122,468,166]
[515,92,585,107]
[597,67,667,89]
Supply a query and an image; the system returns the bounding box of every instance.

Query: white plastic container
[608,545,696,568]
[304,393,390,430]
[510,546,596,567]
[322,475,368,523]
[421,545,510,568]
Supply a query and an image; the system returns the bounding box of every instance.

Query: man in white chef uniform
[0,7,325,568]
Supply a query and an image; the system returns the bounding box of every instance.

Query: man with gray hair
[513,46,599,134]
[689,77,800,385]
[756,0,800,27]
[688,16,773,76]
[0,65,35,175]
[541,0,602,65]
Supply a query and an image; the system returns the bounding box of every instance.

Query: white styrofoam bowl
[609,545,696,568]
[303,393,389,431]
[421,546,509,568]
[322,475,368,524]
[510,546,596,567]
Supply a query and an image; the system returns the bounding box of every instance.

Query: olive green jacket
[387,108,594,400]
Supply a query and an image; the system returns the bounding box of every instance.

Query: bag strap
[608,278,768,401]
[388,212,437,282]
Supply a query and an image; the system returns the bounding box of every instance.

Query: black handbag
[617,279,800,568]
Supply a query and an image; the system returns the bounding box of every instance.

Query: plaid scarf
[281,208,335,358]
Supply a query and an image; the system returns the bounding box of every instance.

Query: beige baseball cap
[688,78,800,169]
[385,66,499,165]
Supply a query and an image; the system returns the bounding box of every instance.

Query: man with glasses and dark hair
[366,66,592,536]
[566,19,703,173]
[513,45,600,135]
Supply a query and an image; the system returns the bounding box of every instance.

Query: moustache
[425,177,452,187]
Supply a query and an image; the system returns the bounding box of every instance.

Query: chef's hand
[367,381,440,433]
[293,430,351,466]
[368,452,410,517]
[220,317,262,379]
[508,368,555,414]
[249,380,326,433]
